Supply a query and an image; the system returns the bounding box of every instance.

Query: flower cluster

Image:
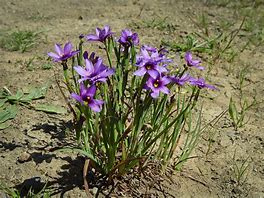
[48,25,216,111]
[71,51,114,111]
[47,25,219,181]
[134,45,171,98]
[134,46,216,98]
[74,54,114,84]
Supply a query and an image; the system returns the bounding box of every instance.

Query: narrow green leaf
[34,104,67,114]
[0,105,17,123]
[0,122,10,130]
[57,147,99,164]
[0,99,7,107]
[7,90,24,101]
[0,90,7,99]
[229,97,238,124]
[21,85,49,102]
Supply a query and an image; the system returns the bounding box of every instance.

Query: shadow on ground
[31,120,73,144]
[14,156,85,197]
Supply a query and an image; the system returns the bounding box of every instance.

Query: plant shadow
[30,152,56,164]
[18,121,115,197]
[48,156,115,197]
[14,177,47,197]
[0,140,22,151]
[14,156,85,197]
[31,120,73,144]
[48,156,85,197]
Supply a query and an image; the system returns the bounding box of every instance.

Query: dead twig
[181,172,209,188]
[54,73,77,119]
[83,159,93,198]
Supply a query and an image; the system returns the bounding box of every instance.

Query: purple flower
[83,51,89,59]
[79,34,85,39]
[170,73,192,86]
[134,48,168,78]
[185,51,204,70]
[48,42,79,62]
[157,48,172,67]
[83,51,99,64]
[142,45,157,53]
[86,25,113,43]
[145,75,171,98]
[71,84,104,112]
[189,77,217,90]
[141,45,171,64]
[134,60,166,78]
[74,58,114,84]
[118,29,139,47]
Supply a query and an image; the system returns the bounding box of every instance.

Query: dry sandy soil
[0,0,264,197]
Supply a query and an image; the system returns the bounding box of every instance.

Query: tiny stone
[0,192,8,198]
[18,152,31,163]
[14,168,22,175]
[29,138,39,145]
[92,187,98,195]
[45,156,52,163]
[12,168,23,181]
[232,187,242,194]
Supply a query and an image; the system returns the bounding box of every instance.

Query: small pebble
[92,187,98,195]
[232,186,242,194]
[0,192,8,198]
[18,152,31,163]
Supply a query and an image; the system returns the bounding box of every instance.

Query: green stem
[104,41,112,68]
[62,61,74,93]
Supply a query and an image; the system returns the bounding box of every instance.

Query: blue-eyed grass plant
[48,26,218,193]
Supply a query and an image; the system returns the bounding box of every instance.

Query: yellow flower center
[154,80,159,88]
[146,64,152,70]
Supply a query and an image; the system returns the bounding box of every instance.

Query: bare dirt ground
[0,0,264,197]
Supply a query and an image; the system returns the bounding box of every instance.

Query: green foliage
[162,17,245,75]
[0,30,41,52]
[42,63,53,70]
[0,105,17,123]
[193,13,210,37]
[0,105,17,129]
[27,11,50,21]
[2,85,49,104]
[14,56,52,71]
[0,181,51,198]
[203,110,227,156]
[174,109,202,170]
[24,57,36,71]
[204,0,232,7]
[228,64,260,130]
[238,66,249,93]
[53,32,211,180]
[34,104,67,114]
[224,0,264,47]
[244,12,264,46]
[130,16,176,33]
[0,99,7,108]
[228,96,257,130]
[231,153,251,186]
[161,33,221,53]
[0,84,66,130]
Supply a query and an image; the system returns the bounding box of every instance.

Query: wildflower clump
[48,25,217,183]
